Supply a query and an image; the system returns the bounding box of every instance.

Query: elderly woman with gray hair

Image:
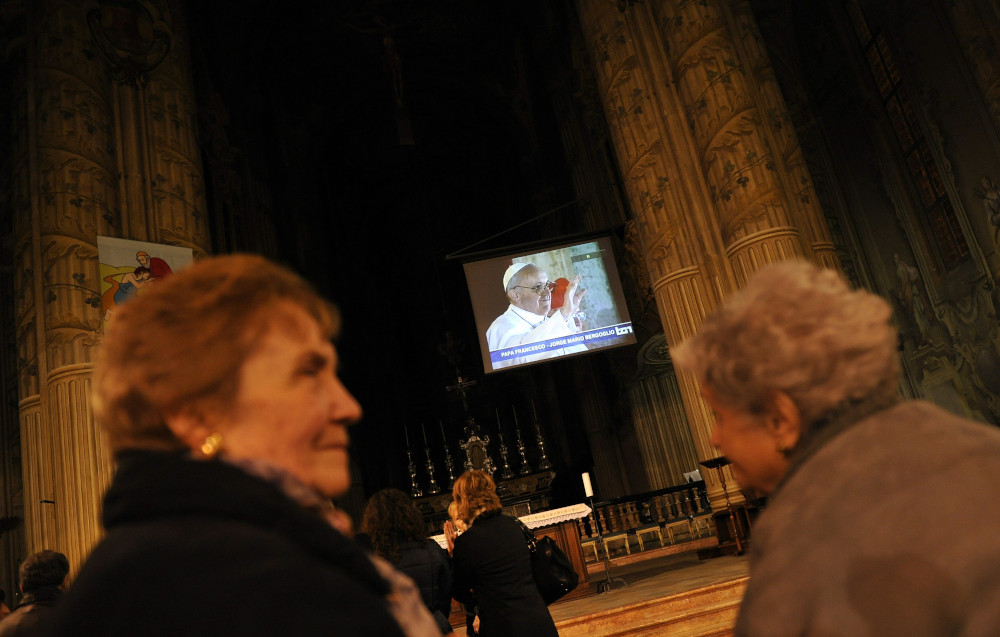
[671,260,1000,636]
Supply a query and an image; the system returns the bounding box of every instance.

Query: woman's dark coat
[44,450,407,637]
[451,512,557,637]
[397,540,453,633]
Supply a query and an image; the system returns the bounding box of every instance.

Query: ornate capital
[88,1,171,86]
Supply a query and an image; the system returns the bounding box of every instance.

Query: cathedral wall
[760,0,1000,423]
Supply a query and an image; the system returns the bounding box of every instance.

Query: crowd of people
[3,254,999,636]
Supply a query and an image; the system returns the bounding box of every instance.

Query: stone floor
[451,545,751,635]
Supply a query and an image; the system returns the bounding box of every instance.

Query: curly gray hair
[671,260,900,430]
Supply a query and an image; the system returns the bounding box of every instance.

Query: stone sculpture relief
[87,1,171,86]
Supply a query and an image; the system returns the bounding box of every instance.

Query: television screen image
[463,235,637,373]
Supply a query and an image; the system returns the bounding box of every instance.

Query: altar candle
[582,472,594,498]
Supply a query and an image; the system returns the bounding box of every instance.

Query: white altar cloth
[431,502,591,549]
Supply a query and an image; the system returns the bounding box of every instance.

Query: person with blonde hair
[446,500,478,636]
[46,254,441,636]
[671,259,1000,636]
[443,470,557,637]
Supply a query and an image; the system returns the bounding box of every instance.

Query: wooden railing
[419,479,714,556]
[576,480,714,554]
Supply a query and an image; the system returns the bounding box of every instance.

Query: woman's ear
[164,407,213,453]
[769,391,802,454]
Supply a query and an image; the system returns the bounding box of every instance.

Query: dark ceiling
[181,0,613,494]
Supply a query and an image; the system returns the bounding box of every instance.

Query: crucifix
[445,375,478,434]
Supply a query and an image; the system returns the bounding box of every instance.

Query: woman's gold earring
[200,433,223,458]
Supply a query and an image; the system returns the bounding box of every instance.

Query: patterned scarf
[221,455,445,637]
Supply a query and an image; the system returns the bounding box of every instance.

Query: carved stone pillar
[726,0,838,270]
[576,0,841,504]
[575,0,729,503]
[652,0,827,282]
[13,0,209,570]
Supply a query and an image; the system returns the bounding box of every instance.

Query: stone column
[13,0,209,570]
[651,0,828,281]
[575,0,840,504]
[575,0,731,503]
[726,0,839,270]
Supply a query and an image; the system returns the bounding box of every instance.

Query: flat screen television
[462,234,636,373]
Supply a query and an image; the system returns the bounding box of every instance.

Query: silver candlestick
[405,425,423,498]
[422,423,440,494]
[495,408,515,479]
[531,400,553,470]
[440,420,456,487]
[512,406,533,475]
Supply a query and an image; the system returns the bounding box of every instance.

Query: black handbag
[517,519,579,604]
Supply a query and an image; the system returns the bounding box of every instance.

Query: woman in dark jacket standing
[444,470,557,637]
[360,489,454,634]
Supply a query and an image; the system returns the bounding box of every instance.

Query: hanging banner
[97,236,194,323]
